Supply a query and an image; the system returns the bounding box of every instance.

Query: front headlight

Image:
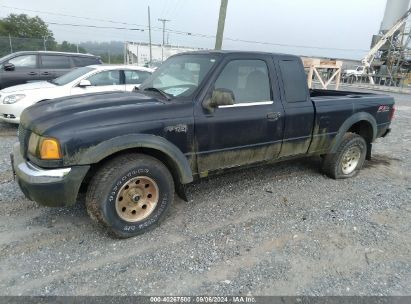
[28,133,40,156]
[28,133,62,160]
[3,94,26,104]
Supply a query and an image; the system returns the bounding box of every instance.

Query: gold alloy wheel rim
[341,146,361,175]
[115,176,159,222]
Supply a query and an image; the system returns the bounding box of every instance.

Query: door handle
[41,72,50,75]
[267,112,281,121]
[28,72,38,76]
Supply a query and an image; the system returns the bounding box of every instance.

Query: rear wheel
[86,153,174,238]
[321,132,367,179]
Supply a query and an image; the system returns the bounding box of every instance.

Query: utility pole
[43,36,47,51]
[215,0,228,50]
[8,33,13,53]
[148,6,152,65]
[158,18,170,62]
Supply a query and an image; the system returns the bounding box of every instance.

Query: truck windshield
[50,66,94,86]
[140,54,218,98]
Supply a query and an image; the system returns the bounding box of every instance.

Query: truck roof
[176,50,300,59]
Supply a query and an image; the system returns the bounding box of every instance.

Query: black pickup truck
[12,51,394,237]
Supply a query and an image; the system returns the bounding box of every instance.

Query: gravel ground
[0,88,410,296]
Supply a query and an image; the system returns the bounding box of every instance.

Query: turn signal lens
[40,138,61,160]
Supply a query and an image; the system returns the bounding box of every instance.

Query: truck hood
[20,91,165,134]
[1,81,56,93]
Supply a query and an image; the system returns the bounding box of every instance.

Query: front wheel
[86,154,174,238]
[321,132,367,179]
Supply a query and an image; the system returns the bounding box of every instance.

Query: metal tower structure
[365,0,411,85]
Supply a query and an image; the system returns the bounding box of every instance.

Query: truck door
[276,58,315,157]
[194,55,284,175]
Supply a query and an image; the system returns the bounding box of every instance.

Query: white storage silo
[380,0,410,32]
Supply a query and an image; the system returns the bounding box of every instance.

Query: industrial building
[125,42,202,67]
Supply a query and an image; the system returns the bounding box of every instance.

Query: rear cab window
[279,59,308,103]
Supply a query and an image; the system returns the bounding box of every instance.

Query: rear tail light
[389,105,395,121]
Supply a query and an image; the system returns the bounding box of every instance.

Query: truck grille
[18,125,30,158]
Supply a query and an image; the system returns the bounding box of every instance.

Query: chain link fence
[0,36,58,57]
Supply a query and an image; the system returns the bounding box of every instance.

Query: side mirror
[4,63,15,71]
[203,88,235,112]
[78,79,91,87]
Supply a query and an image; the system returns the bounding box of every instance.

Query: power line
[166,0,183,19]
[0,4,369,53]
[0,4,163,30]
[47,21,368,53]
[224,37,369,52]
[161,0,173,19]
[46,22,145,32]
[45,21,368,52]
[0,4,209,37]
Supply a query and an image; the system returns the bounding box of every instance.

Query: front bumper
[0,103,21,124]
[12,143,90,207]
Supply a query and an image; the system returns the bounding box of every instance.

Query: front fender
[330,112,377,153]
[70,134,193,184]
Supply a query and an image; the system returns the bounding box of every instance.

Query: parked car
[12,51,394,238]
[0,51,102,89]
[0,65,153,124]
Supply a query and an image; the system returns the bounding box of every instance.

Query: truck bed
[310,89,377,101]
[307,89,394,155]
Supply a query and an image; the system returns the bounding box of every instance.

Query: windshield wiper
[143,87,171,100]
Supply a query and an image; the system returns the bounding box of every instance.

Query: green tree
[0,14,54,39]
[0,14,57,56]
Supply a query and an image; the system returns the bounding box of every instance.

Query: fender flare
[330,112,377,153]
[75,134,194,184]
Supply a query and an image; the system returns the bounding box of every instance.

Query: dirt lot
[0,89,410,296]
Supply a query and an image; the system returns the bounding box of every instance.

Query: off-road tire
[86,153,174,238]
[321,132,367,179]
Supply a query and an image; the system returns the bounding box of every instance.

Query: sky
[0,0,390,59]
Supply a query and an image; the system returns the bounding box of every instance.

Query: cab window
[214,59,271,103]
